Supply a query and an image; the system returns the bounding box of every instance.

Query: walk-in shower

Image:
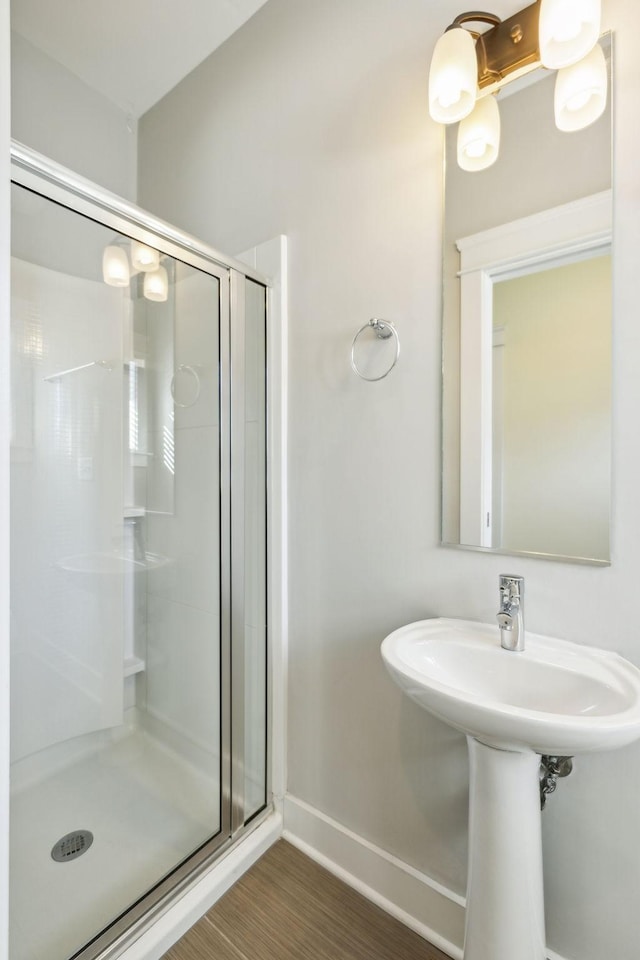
[9,143,270,960]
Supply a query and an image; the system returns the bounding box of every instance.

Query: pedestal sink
[381,618,640,960]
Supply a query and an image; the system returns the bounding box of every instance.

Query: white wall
[11,32,137,200]
[144,1,640,958]
[1,0,11,956]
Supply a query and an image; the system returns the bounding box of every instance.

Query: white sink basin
[382,616,640,960]
[381,618,640,755]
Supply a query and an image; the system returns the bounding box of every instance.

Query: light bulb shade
[457,95,501,172]
[143,265,168,302]
[102,245,130,287]
[429,27,478,124]
[554,43,607,131]
[131,240,160,273]
[539,0,601,69]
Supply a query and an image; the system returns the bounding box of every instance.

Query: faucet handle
[499,574,524,600]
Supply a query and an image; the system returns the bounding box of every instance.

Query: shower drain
[51,830,94,863]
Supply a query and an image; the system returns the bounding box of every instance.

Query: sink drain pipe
[540,755,573,809]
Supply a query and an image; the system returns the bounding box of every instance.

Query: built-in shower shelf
[123,656,145,678]
[124,506,146,518]
[132,453,154,467]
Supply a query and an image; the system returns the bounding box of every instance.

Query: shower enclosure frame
[9,140,275,960]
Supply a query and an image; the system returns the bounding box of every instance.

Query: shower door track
[9,140,272,960]
[71,807,276,960]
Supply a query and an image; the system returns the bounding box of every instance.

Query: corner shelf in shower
[124,506,146,518]
[123,656,146,678]
[131,453,155,466]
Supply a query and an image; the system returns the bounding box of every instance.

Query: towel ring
[350,319,400,382]
[170,364,201,408]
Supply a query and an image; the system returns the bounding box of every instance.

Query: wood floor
[162,840,452,960]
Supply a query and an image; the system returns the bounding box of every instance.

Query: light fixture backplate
[461,2,542,92]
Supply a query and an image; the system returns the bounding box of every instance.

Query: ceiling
[11,0,271,118]
[11,1,536,121]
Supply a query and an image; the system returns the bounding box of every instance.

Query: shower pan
[8,143,270,960]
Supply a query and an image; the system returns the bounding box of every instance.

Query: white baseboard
[282,796,574,960]
[283,795,465,960]
[119,810,282,960]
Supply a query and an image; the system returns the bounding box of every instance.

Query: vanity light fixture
[429,25,478,123]
[131,240,160,273]
[102,239,167,300]
[539,0,601,68]
[429,0,606,171]
[102,244,130,287]
[457,94,501,171]
[143,265,169,302]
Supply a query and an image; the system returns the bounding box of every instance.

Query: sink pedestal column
[464,738,545,960]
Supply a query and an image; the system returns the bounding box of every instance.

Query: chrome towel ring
[350,318,400,382]
[170,364,201,408]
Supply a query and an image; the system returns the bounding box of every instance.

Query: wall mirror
[441,34,612,565]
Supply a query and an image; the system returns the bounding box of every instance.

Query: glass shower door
[9,183,230,960]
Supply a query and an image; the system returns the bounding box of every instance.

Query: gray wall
[11,32,137,200]
[133,1,640,958]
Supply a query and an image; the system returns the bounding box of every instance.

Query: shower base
[10,722,220,960]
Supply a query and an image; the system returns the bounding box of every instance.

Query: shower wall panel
[10,256,124,762]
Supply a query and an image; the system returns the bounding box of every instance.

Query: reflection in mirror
[441,35,612,564]
[491,251,611,558]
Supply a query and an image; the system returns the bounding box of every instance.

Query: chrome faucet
[497,575,525,651]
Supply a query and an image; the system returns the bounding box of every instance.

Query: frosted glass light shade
[144,265,168,302]
[102,245,130,287]
[539,0,601,69]
[555,43,607,131]
[429,27,478,124]
[457,95,500,172]
[131,240,160,273]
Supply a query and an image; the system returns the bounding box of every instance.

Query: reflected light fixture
[554,40,607,130]
[102,244,130,287]
[428,0,605,171]
[102,239,169,301]
[131,240,160,273]
[143,265,169,302]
